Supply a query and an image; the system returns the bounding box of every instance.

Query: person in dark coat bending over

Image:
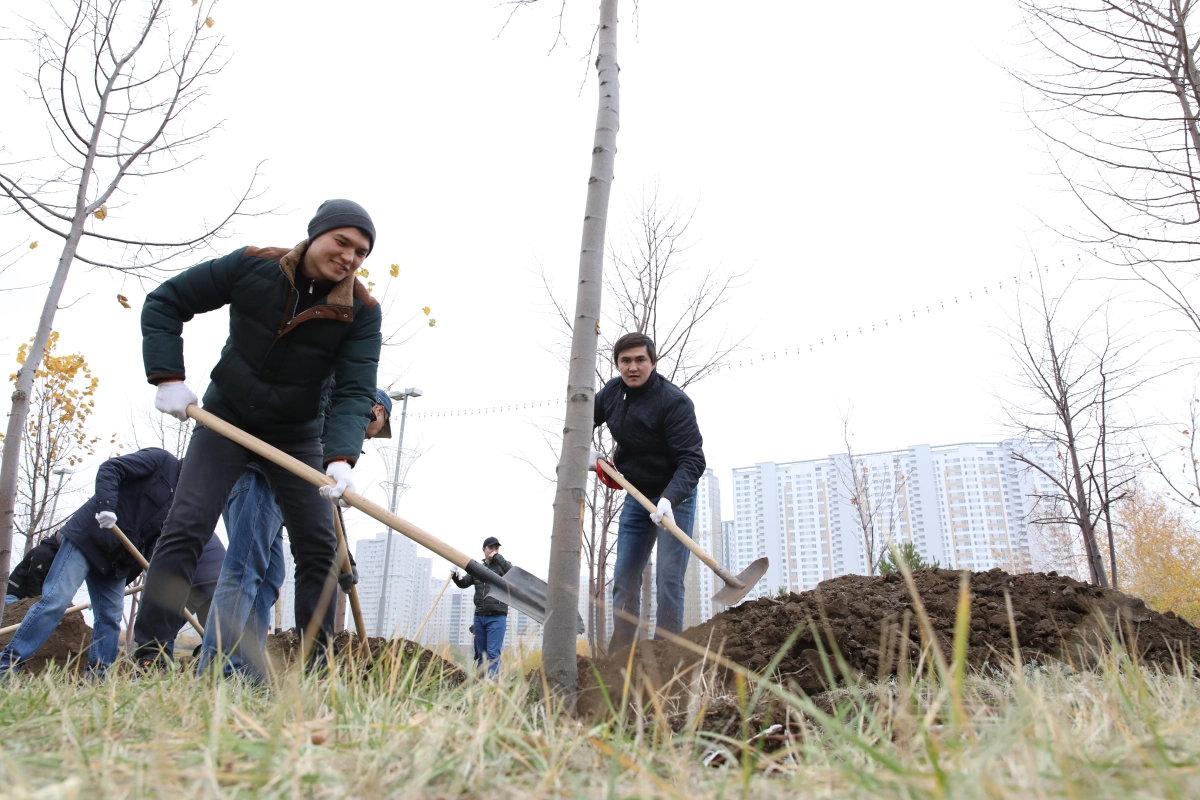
[451,536,511,677]
[590,333,706,654]
[0,448,181,675]
[136,199,383,668]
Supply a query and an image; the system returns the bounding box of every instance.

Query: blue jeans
[0,539,126,672]
[473,614,507,678]
[197,468,285,680]
[608,488,697,653]
[4,595,18,605]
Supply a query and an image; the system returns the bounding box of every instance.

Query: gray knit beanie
[307,199,376,253]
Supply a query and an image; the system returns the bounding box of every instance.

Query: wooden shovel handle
[332,507,368,642]
[187,405,474,569]
[596,460,744,589]
[111,523,206,636]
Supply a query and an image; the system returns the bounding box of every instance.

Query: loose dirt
[264,630,467,685]
[0,597,93,674]
[577,568,1200,720]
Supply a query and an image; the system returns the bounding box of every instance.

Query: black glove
[338,563,359,594]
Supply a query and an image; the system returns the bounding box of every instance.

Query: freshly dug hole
[577,568,1200,720]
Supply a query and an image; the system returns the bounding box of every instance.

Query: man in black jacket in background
[6,531,63,604]
[451,536,511,677]
[591,332,706,653]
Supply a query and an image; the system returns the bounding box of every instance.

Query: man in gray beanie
[135,199,383,669]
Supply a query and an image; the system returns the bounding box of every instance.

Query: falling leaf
[428,319,436,327]
[116,294,131,309]
[422,306,431,315]
[205,16,215,28]
[390,264,399,277]
[94,204,107,221]
[29,241,38,249]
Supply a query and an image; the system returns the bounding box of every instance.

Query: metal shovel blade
[711,557,770,606]
[467,562,585,633]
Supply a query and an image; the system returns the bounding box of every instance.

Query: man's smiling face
[304,226,371,283]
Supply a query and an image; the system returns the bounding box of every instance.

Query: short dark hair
[612,332,657,364]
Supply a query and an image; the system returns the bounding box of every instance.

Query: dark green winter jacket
[142,242,383,465]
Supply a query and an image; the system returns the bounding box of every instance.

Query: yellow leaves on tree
[1114,483,1200,624]
[10,332,101,548]
[93,204,108,221]
[390,264,399,278]
[29,241,38,250]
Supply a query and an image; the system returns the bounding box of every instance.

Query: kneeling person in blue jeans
[0,448,181,674]
[590,332,706,654]
[452,536,510,677]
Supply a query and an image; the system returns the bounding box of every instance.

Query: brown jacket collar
[279,239,362,308]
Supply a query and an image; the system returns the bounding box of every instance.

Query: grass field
[0,631,1197,800]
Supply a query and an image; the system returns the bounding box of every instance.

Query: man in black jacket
[0,448,182,674]
[591,333,706,653]
[451,536,511,677]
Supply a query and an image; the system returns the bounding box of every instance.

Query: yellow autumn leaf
[422,306,431,316]
[94,204,108,221]
[390,264,399,277]
[357,268,369,278]
[29,241,38,249]
[205,16,215,28]
[428,319,436,327]
[117,294,131,309]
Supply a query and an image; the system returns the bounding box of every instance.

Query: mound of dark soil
[578,568,1200,719]
[264,630,466,685]
[0,597,93,674]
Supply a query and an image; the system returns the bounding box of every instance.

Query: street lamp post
[45,468,71,541]
[375,387,423,637]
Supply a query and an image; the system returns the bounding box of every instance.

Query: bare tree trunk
[586,477,599,656]
[0,221,87,627]
[638,560,653,639]
[543,0,620,706]
[596,504,610,653]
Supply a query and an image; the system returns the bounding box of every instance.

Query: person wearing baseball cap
[137,199,382,670]
[452,536,511,677]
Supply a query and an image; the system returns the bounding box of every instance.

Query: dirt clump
[577,568,1200,719]
[264,630,466,685]
[0,597,93,674]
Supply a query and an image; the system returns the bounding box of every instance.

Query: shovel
[597,460,768,606]
[187,405,581,633]
[110,523,206,637]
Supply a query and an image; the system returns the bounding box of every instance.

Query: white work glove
[650,497,674,529]
[320,460,355,501]
[154,381,197,422]
[588,448,603,471]
[95,511,117,529]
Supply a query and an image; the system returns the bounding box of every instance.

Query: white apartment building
[355,531,432,639]
[730,440,1058,598]
[682,468,722,628]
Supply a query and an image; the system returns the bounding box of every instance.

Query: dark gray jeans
[134,425,338,655]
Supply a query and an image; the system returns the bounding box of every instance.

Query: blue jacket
[61,448,182,580]
[594,370,706,507]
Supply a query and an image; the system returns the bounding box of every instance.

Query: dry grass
[0,636,1196,799]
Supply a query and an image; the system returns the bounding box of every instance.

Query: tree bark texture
[543,0,619,706]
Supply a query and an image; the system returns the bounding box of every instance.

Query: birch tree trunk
[543,0,619,705]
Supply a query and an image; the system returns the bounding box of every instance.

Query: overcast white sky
[2,0,1191,583]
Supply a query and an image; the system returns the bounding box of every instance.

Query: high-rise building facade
[682,468,721,629]
[730,440,1057,598]
[355,531,432,639]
